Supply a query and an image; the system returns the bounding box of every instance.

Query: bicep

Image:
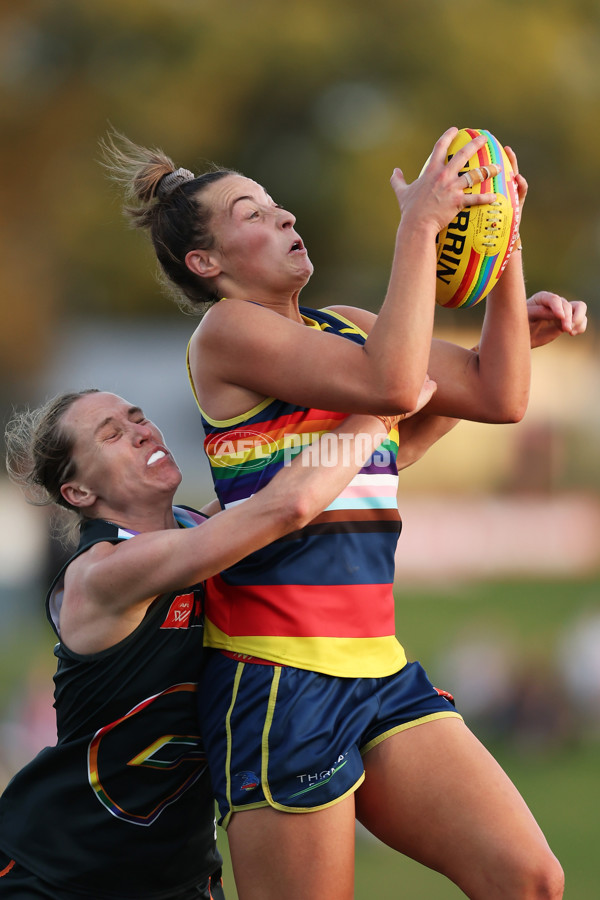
[192,301,387,413]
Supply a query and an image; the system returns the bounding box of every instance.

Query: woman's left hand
[527,291,588,348]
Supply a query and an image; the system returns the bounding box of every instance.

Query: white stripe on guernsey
[338,483,398,500]
[347,473,398,488]
[222,472,399,511]
[117,527,137,539]
[325,496,398,511]
[223,495,254,510]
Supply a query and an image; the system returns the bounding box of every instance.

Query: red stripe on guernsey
[206,575,395,638]
[203,407,347,452]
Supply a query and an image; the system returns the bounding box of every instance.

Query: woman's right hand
[390,127,500,235]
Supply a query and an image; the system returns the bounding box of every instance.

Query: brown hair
[99,128,237,316]
[5,390,99,543]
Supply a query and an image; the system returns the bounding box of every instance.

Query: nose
[277,206,296,228]
[132,422,153,445]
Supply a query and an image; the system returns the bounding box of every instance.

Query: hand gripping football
[434,128,520,308]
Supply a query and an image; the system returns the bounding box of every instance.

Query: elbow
[489,393,529,425]
[373,380,424,416]
[274,490,316,535]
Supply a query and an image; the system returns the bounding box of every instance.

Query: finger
[527,292,567,320]
[461,164,501,191]
[444,133,489,176]
[427,126,460,168]
[514,172,528,204]
[390,166,406,187]
[570,301,588,334]
[571,313,588,335]
[504,146,519,176]
[559,299,574,333]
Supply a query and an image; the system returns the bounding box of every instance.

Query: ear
[185,249,222,280]
[60,481,97,510]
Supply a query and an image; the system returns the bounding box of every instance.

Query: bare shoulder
[64,541,119,596]
[193,298,287,344]
[61,541,150,654]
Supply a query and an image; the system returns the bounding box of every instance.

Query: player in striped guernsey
[102,127,586,900]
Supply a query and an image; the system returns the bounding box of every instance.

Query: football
[434,128,520,309]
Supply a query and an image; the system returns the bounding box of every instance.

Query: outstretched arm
[395,290,588,469]
[191,129,501,416]
[74,405,427,620]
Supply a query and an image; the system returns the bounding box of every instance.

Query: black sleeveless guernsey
[0,508,222,898]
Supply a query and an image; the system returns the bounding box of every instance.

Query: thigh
[356,717,560,899]
[227,797,356,900]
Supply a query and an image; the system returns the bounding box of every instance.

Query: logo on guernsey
[205,430,275,470]
[160,593,199,629]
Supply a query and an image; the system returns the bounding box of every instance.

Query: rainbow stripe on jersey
[188,306,406,678]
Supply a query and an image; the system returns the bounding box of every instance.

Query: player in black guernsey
[0,389,412,898]
[0,512,222,899]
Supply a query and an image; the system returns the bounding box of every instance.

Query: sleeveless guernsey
[0,508,222,899]
[188,306,407,678]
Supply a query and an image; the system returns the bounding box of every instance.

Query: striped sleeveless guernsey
[188,306,406,678]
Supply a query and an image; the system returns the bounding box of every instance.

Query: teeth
[147,450,166,466]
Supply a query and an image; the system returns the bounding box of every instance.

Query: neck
[92,499,178,534]
[222,289,305,323]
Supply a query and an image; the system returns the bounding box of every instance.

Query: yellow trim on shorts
[221,662,366,828]
[360,710,464,757]
[259,666,365,816]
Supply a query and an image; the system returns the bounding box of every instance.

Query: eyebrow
[229,192,275,214]
[229,195,255,213]
[94,406,143,436]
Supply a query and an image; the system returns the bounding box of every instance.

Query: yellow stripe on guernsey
[188,306,406,678]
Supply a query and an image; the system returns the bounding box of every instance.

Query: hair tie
[157,167,195,197]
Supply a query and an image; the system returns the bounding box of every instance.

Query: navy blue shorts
[199,653,461,827]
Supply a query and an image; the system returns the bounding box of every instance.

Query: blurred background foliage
[2,0,600,399]
[1,1,599,895]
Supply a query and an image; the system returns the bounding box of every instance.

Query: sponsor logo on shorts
[235,770,260,792]
[289,753,349,799]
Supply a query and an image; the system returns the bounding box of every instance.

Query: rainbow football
[434,128,520,309]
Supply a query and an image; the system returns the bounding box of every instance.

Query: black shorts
[0,852,225,900]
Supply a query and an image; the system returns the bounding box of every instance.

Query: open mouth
[147,450,166,466]
[289,239,304,252]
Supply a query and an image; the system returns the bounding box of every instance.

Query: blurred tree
[1,0,598,398]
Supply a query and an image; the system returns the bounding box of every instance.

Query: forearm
[265,413,390,523]
[363,220,438,411]
[476,248,530,421]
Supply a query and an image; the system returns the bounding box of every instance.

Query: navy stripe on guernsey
[0,507,223,900]
[192,305,407,678]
